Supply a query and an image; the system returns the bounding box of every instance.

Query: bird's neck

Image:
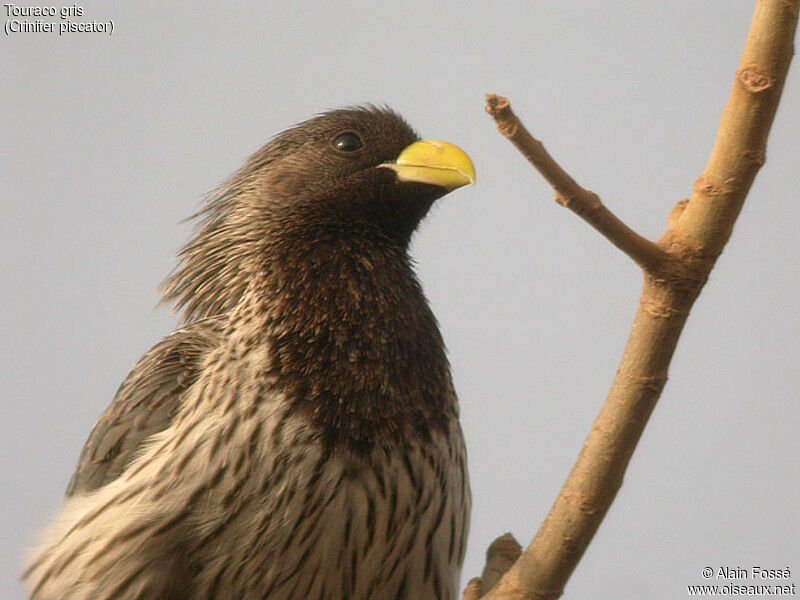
[240,231,453,454]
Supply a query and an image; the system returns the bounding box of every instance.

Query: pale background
[2,2,798,598]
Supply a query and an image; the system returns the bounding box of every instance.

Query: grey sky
[2,2,798,598]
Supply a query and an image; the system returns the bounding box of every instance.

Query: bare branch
[480,534,523,593]
[485,94,670,273]
[475,2,799,599]
[674,0,799,259]
[463,534,523,599]
[463,579,484,600]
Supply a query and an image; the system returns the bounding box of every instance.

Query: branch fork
[471,2,798,598]
[485,94,672,276]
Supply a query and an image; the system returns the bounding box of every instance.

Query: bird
[24,106,475,600]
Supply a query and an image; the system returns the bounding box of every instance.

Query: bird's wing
[65,317,224,496]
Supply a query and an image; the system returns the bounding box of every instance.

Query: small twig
[463,534,522,600]
[485,94,669,273]
[463,578,484,600]
[480,534,523,593]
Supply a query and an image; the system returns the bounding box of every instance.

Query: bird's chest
[167,312,468,599]
[177,373,468,600]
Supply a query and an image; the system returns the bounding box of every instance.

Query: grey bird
[24,106,475,600]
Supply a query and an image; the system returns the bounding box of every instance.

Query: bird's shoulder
[65,317,225,496]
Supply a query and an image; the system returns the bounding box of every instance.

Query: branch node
[741,148,767,166]
[692,173,729,197]
[554,193,571,208]
[485,94,519,138]
[668,199,690,228]
[639,297,687,319]
[737,66,775,92]
[485,94,509,116]
[619,371,669,393]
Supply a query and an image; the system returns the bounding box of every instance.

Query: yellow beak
[381,140,476,191]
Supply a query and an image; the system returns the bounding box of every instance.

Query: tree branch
[673,0,799,258]
[485,94,670,273]
[463,534,523,600]
[474,2,799,599]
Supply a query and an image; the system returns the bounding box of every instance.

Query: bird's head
[163,106,475,322]
[245,106,475,243]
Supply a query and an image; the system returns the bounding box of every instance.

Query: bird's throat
[248,236,453,454]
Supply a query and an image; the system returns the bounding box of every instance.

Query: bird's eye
[331,131,364,153]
